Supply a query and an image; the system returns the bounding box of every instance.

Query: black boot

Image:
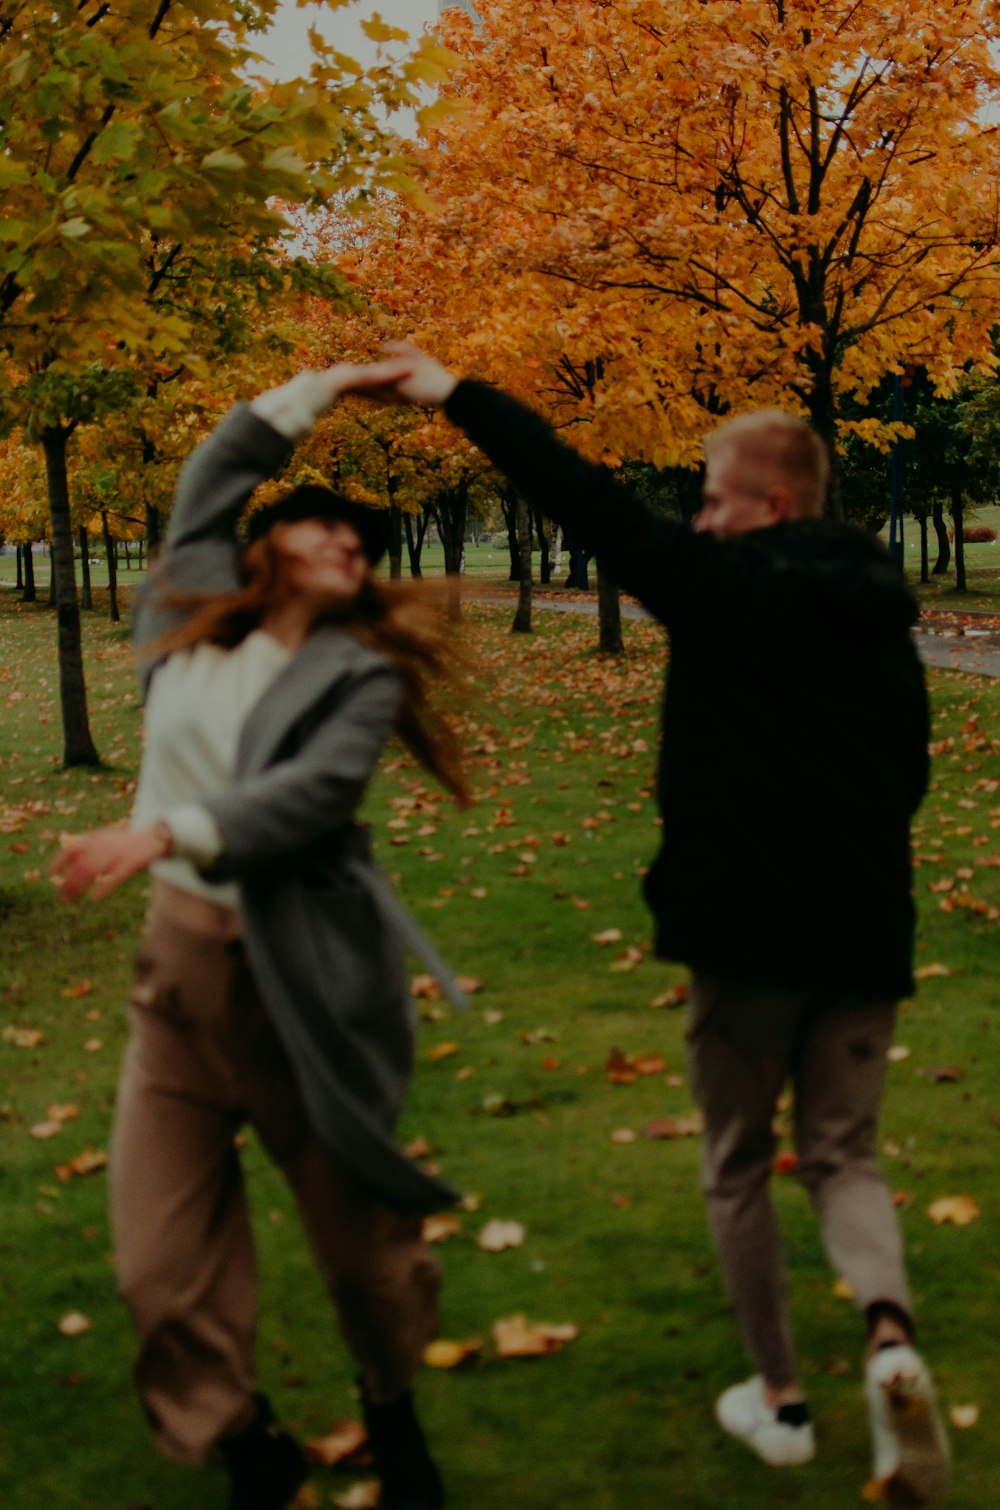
[220,1394,309,1510]
[360,1387,445,1510]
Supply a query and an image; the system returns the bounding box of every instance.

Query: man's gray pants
[687,973,912,1389]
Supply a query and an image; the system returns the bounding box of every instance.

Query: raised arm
[354,343,707,622]
[134,360,414,656]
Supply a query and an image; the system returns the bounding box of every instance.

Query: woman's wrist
[149,820,175,858]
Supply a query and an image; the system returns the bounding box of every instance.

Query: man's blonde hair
[704,410,829,519]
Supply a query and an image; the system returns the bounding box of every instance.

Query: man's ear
[767,485,796,523]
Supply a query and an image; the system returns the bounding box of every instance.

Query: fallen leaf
[482,1009,504,1026]
[609,946,645,973]
[2,1024,45,1048]
[918,1065,963,1083]
[58,1311,91,1337]
[927,1195,980,1226]
[47,1103,80,1123]
[30,1120,63,1140]
[773,1150,799,1175]
[455,975,483,995]
[423,1337,483,1369]
[404,1137,432,1159]
[54,1148,108,1181]
[410,975,442,1000]
[492,1314,580,1358]
[650,984,689,1010]
[832,1276,855,1300]
[949,1404,980,1430]
[886,1045,911,1063]
[60,980,93,999]
[913,962,954,980]
[304,1419,372,1469]
[478,1219,526,1252]
[591,928,623,945]
[610,1127,637,1144]
[422,1214,462,1244]
[427,1042,460,1062]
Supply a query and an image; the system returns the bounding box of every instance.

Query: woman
[52,363,467,1510]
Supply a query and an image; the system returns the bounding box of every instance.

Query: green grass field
[0,586,997,1509]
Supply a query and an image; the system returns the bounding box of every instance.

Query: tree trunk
[146,501,161,556]
[551,523,563,575]
[931,499,950,574]
[386,503,403,581]
[22,543,36,602]
[41,426,100,766]
[15,544,23,591]
[102,511,120,624]
[78,525,92,610]
[138,540,144,570]
[431,484,468,621]
[511,492,533,634]
[918,514,929,585]
[597,566,624,653]
[952,492,967,593]
[404,511,427,577]
[806,366,842,520]
[500,493,520,581]
[123,539,132,570]
[533,505,551,584]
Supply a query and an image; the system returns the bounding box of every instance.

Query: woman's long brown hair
[149,532,471,806]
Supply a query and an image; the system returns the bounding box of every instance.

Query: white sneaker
[865,1345,950,1506]
[715,1376,816,1466]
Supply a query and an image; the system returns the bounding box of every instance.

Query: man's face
[694,451,787,540]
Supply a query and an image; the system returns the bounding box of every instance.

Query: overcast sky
[259,0,438,78]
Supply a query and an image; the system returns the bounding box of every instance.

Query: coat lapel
[236,625,359,776]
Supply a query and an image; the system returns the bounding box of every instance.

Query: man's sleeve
[445,380,705,621]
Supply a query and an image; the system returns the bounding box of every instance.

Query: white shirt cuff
[162,804,225,869]
[250,371,341,441]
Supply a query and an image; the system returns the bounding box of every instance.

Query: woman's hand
[337,344,459,408]
[51,823,173,902]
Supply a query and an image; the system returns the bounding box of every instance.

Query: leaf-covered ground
[0,589,997,1510]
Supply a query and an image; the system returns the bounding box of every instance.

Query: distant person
[354,343,949,1505]
[52,362,467,1510]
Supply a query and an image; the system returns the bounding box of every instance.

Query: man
[357,344,949,1505]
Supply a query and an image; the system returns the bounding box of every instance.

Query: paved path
[475,592,1000,679]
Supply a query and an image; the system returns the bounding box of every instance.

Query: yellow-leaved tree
[0,0,455,764]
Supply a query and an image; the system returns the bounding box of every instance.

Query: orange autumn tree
[411,0,1000,510]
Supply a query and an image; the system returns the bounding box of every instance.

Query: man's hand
[51,823,173,903]
[336,343,459,408]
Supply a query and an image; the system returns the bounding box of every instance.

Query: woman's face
[271,516,370,609]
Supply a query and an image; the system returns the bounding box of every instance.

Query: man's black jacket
[446,381,929,1000]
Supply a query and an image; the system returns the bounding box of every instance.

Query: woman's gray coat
[132,405,462,1214]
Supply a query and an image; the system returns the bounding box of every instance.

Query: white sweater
[131,631,291,905]
[130,369,344,904]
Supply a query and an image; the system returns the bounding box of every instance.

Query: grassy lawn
[0,586,997,1510]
